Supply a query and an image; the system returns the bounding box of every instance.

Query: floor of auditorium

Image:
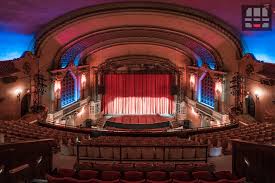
[53,153,232,172]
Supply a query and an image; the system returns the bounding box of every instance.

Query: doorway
[245,95,255,117]
[21,93,31,117]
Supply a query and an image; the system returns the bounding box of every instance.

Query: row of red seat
[0,119,89,145]
[47,169,246,183]
[191,122,274,154]
[76,162,215,173]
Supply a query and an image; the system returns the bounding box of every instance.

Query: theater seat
[112,163,134,171]
[46,174,66,183]
[122,171,144,181]
[216,177,246,183]
[192,171,216,181]
[154,163,175,172]
[214,171,237,180]
[79,170,98,180]
[175,164,194,172]
[93,163,113,171]
[146,171,170,182]
[100,171,121,181]
[135,163,154,172]
[96,180,120,183]
[58,168,75,177]
[172,180,198,183]
[170,171,192,181]
[63,177,96,183]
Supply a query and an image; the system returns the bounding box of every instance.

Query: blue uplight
[242,26,275,63]
[74,54,81,67]
[0,31,34,61]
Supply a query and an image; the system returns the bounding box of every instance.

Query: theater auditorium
[0,1,274,183]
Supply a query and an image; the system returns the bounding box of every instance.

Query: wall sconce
[54,80,61,99]
[254,89,261,100]
[190,74,195,87]
[81,74,87,88]
[215,81,222,96]
[15,88,23,102]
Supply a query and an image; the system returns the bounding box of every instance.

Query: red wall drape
[103,74,175,114]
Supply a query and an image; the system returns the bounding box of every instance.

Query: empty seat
[214,171,237,180]
[172,180,198,183]
[146,171,169,182]
[215,177,246,183]
[192,171,216,181]
[135,163,154,172]
[175,164,194,172]
[121,171,145,181]
[170,171,192,181]
[93,163,113,171]
[79,170,98,180]
[100,171,120,181]
[46,174,66,183]
[58,168,75,177]
[113,163,134,171]
[154,163,175,172]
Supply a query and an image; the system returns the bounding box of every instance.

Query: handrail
[76,143,208,163]
[39,120,238,137]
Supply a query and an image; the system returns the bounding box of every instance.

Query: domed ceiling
[0,0,274,63]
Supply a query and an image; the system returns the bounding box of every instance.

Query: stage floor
[104,114,174,130]
[106,114,173,124]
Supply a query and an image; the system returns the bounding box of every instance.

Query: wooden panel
[232,139,275,183]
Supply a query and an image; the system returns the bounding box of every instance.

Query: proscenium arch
[77,39,196,67]
[85,43,194,68]
[35,2,243,72]
[97,55,180,74]
[54,26,222,70]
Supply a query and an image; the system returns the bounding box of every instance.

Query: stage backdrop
[103,74,175,115]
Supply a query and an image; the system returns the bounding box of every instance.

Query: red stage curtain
[103,74,175,114]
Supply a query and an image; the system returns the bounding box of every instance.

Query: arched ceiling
[0,0,274,63]
[85,43,192,68]
[34,2,242,72]
[57,27,219,70]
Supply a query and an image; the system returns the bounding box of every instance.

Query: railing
[232,139,275,183]
[76,143,208,163]
[0,139,55,183]
[39,120,238,137]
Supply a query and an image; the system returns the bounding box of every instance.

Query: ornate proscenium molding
[97,55,180,74]
[49,64,90,80]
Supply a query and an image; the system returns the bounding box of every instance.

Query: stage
[104,114,174,130]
